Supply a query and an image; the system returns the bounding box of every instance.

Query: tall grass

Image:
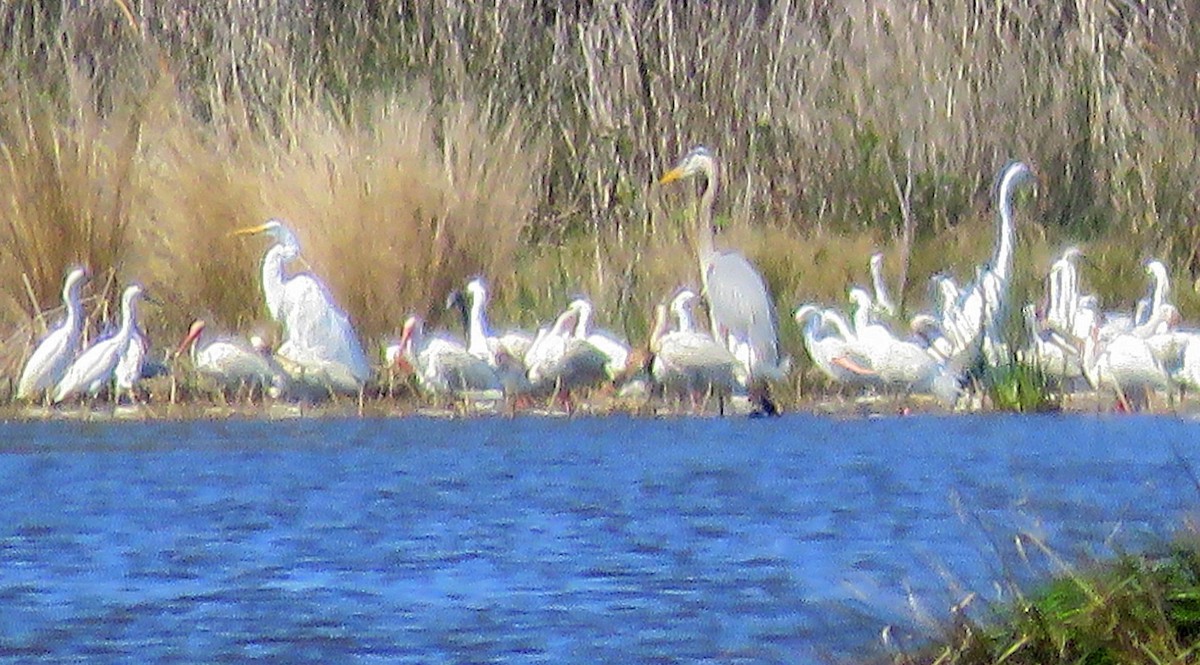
[1,0,1198,375]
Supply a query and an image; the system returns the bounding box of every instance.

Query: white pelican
[17,267,88,400]
[1081,302,1180,410]
[945,161,1035,366]
[231,219,371,395]
[660,146,785,414]
[649,302,737,410]
[397,315,502,398]
[53,284,145,402]
[869,253,897,318]
[669,289,701,333]
[1021,304,1084,382]
[568,297,630,380]
[177,319,288,395]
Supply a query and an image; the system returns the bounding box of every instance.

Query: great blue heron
[231,219,371,394]
[177,319,289,395]
[17,266,88,400]
[53,284,145,402]
[659,146,784,414]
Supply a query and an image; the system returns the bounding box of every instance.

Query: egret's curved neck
[994,175,1019,283]
[695,160,717,265]
[261,244,293,322]
[871,261,894,314]
[850,294,872,334]
[671,300,694,333]
[467,290,490,357]
[117,296,139,344]
[63,279,84,335]
[1152,269,1170,315]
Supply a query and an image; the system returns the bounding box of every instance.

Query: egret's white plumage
[17,267,88,400]
[53,284,145,402]
[232,219,371,395]
[869,253,897,318]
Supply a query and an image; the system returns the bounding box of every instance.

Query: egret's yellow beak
[229,223,271,238]
[659,167,684,185]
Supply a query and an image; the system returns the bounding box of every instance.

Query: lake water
[1,414,1198,663]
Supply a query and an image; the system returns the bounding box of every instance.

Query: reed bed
[1,0,1199,380]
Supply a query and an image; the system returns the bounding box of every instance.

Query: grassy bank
[2,1,1200,379]
[875,529,1200,664]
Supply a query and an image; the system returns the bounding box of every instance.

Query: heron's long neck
[994,180,1017,283]
[261,245,290,322]
[696,166,717,268]
[672,303,693,333]
[63,282,83,338]
[851,296,872,334]
[467,293,490,357]
[573,304,593,338]
[117,297,139,347]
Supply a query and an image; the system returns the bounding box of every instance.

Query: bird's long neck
[117,296,139,347]
[994,178,1018,283]
[850,294,872,334]
[695,163,718,268]
[572,303,593,338]
[1152,270,1170,316]
[871,263,894,315]
[671,301,693,333]
[467,292,490,357]
[649,305,670,353]
[63,280,83,338]
[261,245,290,322]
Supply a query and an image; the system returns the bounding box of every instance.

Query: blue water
[1,414,1198,663]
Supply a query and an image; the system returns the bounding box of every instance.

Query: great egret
[869,253,897,318]
[649,301,737,411]
[53,284,145,402]
[177,319,288,395]
[659,146,785,413]
[453,278,534,396]
[231,219,371,394]
[397,315,502,399]
[567,297,630,380]
[945,161,1036,366]
[17,267,88,400]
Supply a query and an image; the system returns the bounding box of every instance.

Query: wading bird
[231,219,371,395]
[177,319,288,396]
[17,267,88,401]
[568,297,630,380]
[649,300,738,412]
[869,253,897,318]
[397,314,502,399]
[942,161,1036,367]
[659,146,784,415]
[53,284,145,402]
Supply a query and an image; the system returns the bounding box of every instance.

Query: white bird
[660,146,785,414]
[454,278,534,396]
[944,161,1035,367]
[397,315,502,398]
[1044,246,1084,339]
[649,301,738,410]
[846,288,962,404]
[568,297,630,380]
[524,305,609,400]
[177,319,288,395]
[1081,302,1179,411]
[1135,259,1172,332]
[17,267,88,401]
[869,252,897,318]
[231,219,371,395]
[669,289,701,333]
[53,284,145,402]
[794,305,876,388]
[114,325,148,398]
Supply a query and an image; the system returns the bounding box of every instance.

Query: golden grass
[1,1,1199,377]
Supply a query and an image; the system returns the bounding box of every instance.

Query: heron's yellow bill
[659,167,684,185]
[229,223,272,238]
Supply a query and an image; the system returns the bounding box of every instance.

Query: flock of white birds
[12,147,1194,413]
